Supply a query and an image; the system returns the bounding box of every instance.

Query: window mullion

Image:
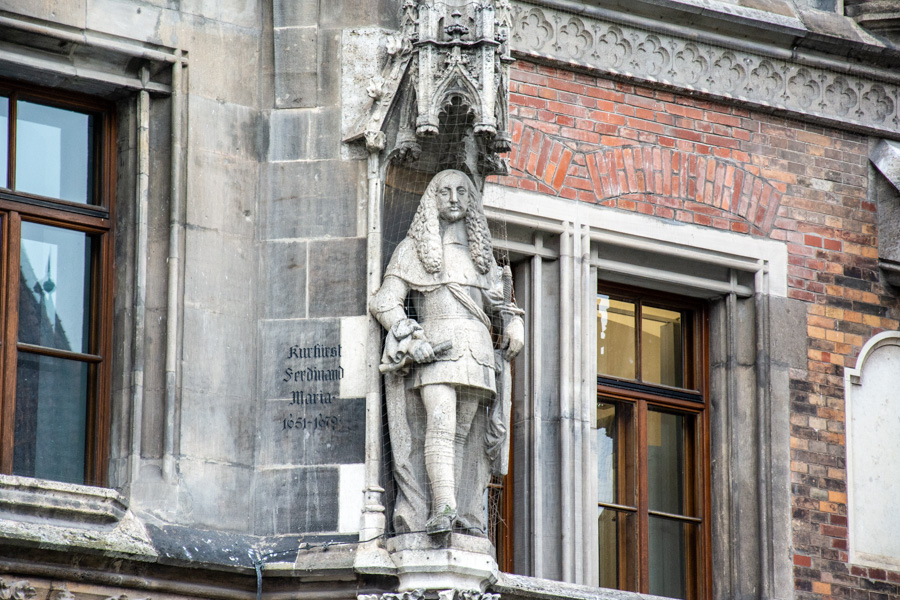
[637,398,650,593]
[634,301,643,382]
[0,211,21,473]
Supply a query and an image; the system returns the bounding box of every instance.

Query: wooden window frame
[0,78,115,487]
[596,283,712,600]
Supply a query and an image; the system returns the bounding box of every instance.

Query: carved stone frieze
[358,591,499,600]
[0,579,35,600]
[509,2,900,135]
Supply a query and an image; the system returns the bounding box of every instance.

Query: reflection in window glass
[649,517,689,599]
[598,401,639,591]
[13,352,89,484]
[641,305,683,387]
[648,410,687,515]
[15,100,94,204]
[599,507,638,591]
[0,96,7,188]
[597,296,636,380]
[597,401,636,506]
[18,222,93,353]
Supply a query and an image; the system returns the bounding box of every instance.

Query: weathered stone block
[86,0,163,43]
[339,316,368,398]
[181,23,261,108]
[317,29,342,107]
[2,0,86,27]
[177,459,253,533]
[267,107,341,161]
[254,467,340,534]
[318,0,398,28]
[274,0,318,27]
[260,160,361,240]
[183,228,255,315]
[338,463,364,533]
[275,71,319,110]
[259,396,365,466]
[182,307,257,398]
[187,151,258,238]
[180,0,259,28]
[258,318,341,401]
[180,390,255,465]
[308,237,366,318]
[260,240,308,319]
[188,96,262,160]
[274,26,318,108]
[769,295,808,370]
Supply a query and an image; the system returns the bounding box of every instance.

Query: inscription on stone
[279,343,343,434]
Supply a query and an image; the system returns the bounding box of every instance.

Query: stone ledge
[0,475,155,558]
[491,573,674,600]
[0,475,127,526]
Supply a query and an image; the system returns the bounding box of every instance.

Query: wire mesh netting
[378,99,513,556]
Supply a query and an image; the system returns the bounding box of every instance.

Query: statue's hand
[410,337,436,363]
[503,317,525,361]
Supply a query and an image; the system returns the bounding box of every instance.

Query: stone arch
[508,122,784,235]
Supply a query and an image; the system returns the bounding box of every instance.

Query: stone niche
[844,332,900,571]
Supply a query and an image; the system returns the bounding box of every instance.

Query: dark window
[0,79,114,486]
[596,285,710,599]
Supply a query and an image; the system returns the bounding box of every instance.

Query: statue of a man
[371,169,524,537]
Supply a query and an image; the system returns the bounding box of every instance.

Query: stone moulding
[358,591,499,600]
[508,2,900,136]
[0,474,127,524]
[0,475,156,557]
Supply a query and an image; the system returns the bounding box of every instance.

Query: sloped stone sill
[492,572,676,600]
[0,474,156,558]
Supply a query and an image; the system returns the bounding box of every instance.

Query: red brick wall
[495,60,900,600]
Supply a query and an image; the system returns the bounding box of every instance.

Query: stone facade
[0,1,897,600]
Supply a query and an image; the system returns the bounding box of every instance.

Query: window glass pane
[13,352,88,484]
[649,517,694,599]
[648,410,695,515]
[15,100,94,204]
[641,304,684,387]
[598,507,637,591]
[597,295,636,380]
[18,222,93,353]
[0,96,7,188]
[597,400,636,506]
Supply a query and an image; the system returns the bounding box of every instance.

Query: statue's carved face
[435,173,470,223]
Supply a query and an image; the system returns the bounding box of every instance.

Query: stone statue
[371,170,524,538]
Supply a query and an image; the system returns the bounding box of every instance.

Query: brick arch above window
[506,121,784,236]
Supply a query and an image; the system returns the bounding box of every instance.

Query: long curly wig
[408,169,493,275]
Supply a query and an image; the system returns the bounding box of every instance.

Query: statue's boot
[426,505,457,535]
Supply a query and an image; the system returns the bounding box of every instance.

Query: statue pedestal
[386,533,497,593]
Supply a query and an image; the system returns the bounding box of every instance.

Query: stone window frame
[0,13,185,548]
[843,330,900,573]
[482,184,796,600]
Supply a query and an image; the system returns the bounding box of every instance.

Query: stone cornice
[509,1,900,137]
